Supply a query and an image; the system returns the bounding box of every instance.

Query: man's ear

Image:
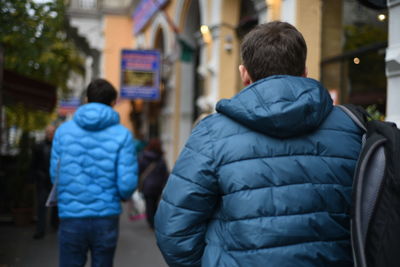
[239,65,252,86]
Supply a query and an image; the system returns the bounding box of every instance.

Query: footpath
[0,203,167,267]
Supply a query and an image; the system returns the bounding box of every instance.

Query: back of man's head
[241,21,307,82]
[86,78,117,106]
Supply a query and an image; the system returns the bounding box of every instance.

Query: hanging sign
[133,0,169,35]
[120,49,161,100]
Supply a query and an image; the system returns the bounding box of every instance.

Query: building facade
[67,0,395,168]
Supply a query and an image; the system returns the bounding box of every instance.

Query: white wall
[385,2,400,126]
[280,0,297,25]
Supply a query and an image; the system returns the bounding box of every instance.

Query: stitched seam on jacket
[317,128,361,135]
[222,182,352,196]
[209,110,361,139]
[219,154,358,167]
[161,197,207,214]
[116,130,129,199]
[226,239,350,252]
[237,93,255,122]
[202,119,216,164]
[184,144,214,161]
[201,120,221,188]
[220,210,348,222]
[155,227,203,238]
[171,172,216,193]
[212,127,361,142]
[250,86,271,115]
[116,130,128,154]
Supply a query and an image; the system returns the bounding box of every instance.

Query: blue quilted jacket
[155,75,363,267]
[50,103,138,219]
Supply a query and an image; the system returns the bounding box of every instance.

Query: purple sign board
[133,0,169,35]
[120,49,160,100]
[59,97,81,115]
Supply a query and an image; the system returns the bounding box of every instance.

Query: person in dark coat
[31,125,58,239]
[138,138,168,229]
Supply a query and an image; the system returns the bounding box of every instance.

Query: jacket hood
[216,75,333,138]
[73,103,119,131]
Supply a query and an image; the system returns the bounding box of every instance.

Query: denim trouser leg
[59,219,89,267]
[59,217,119,267]
[89,217,119,267]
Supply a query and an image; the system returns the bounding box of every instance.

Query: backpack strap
[351,129,386,267]
[338,104,377,267]
[368,120,400,189]
[340,104,400,267]
[362,120,400,267]
[338,104,369,132]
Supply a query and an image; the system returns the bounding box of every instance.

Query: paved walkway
[0,204,168,267]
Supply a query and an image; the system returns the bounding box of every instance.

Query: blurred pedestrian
[127,133,147,221]
[31,125,58,239]
[138,138,168,229]
[50,79,138,267]
[155,21,363,266]
[135,132,147,155]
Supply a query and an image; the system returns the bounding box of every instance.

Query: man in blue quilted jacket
[50,79,138,267]
[155,21,363,266]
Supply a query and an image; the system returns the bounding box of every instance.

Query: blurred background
[0,0,399,266]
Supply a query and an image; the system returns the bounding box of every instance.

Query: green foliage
[0,0,80,209]
[366,104,385,121]
[344,24,387,52]
[0,0,83,130]
[0,0,84,92]
[5,104,56,131]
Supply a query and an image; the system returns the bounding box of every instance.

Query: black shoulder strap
[351,126,386,267]
[338,104,369,132]
[341,104,400,267]
[363,120,400,267]
[369,120,400,189]
[338,104,378,267]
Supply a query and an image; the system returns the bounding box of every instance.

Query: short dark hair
[241,21,307,81]
[86,78,117,106]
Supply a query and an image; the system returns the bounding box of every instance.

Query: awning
[2,69,57,112]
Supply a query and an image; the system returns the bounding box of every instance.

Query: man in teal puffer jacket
[155,21,363,266]
[50,79,138,267]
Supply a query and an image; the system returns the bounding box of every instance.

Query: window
[321,0,388,115]
[78,0,97,10]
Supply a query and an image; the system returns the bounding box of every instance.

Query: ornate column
[385,0,400,125]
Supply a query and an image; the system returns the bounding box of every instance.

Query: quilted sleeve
[117,130,138,200]
[155,120,219,267]
[49,128,61,184]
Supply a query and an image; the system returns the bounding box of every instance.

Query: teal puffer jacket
[155,75,363,267]
[50,103,138,218]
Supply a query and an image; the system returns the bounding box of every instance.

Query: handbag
[130,190,146,216]
[45,159,60,207]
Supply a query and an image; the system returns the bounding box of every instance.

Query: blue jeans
[59,216,119,267]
